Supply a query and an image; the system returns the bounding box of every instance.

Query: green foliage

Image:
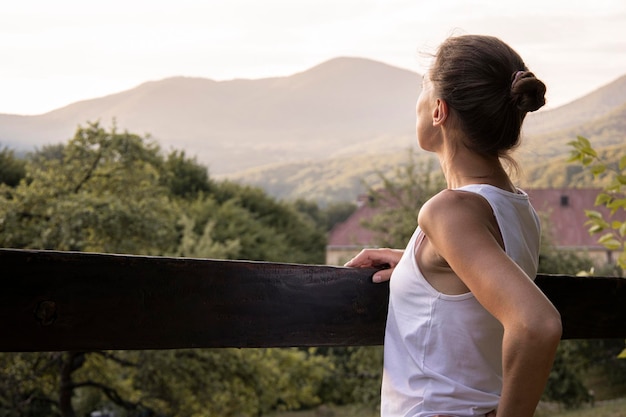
[0,122,179,254]
[290,199,357,233]
[96,349,332,417]
[0,352,61,416]
[161,150,213,199]
[362,151,445,248]
[568,136,626,271]
[543,341,593,409]
[0,147,26,187]
[316,347,383,408]
[174,214,241,259]
[228,148,435,205]
[195,181,327,263]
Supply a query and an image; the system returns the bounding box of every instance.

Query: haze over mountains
[0,58,419,175]
[1,57,625,201]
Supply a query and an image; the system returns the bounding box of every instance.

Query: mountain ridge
[0,57,624,180]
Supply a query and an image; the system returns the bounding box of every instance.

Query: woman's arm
[419,190,562,417]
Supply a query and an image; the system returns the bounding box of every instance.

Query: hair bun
[511,70,546,113]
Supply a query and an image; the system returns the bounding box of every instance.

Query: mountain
[0,57,420,174]
[0,57,624,199]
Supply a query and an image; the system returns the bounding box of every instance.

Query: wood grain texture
[1,248,624,352]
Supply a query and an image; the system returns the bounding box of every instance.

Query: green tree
[362,152,445,248]
[0,146,26,187]
[568,135,626,272]
[192,181,327,264]
[0,122,178,254]
[291,198,357,232]
[161,150,213,199]
[316,346,383,408]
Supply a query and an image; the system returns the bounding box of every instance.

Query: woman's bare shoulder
[419,188,492,230]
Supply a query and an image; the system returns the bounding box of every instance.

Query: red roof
[328,188,626,250]
[327,195,378,248]
[526,188,625,249]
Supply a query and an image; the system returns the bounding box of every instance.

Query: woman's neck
[438,146,514,192]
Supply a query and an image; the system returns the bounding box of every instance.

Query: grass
[535,398,626,417]
[265,398,626,417]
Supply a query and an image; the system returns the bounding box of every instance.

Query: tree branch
[71,380,150,412]
[90,350,138,367]
[74,151,102,194]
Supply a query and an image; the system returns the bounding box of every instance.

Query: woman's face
[415,74,438,152]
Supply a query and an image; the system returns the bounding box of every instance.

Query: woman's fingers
[344,248,404,283]
[372,268,394,283]
[344,248,403,268]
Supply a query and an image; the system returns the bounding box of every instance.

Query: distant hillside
[523,74,626,136]
[225,147,436,205]
[0,56,624,199]
[524,141,626,189]
[0,57,420,174]
[517,101,626,164]
[231,100,626,203]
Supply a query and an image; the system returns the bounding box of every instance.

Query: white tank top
[381,184,541,417]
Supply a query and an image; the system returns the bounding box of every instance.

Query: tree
[291,198,357,232]
[0,146,26,187]
[568,135,626,271]
[0,122,179,254]
[161,150,213,199]
[362,151,445,248]
[195,181,327,264]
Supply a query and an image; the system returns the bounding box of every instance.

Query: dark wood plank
[535,274,626,339]
[0,248,624,352]
[1,249,388,352]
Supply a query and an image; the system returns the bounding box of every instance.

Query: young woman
[345,35,562,417]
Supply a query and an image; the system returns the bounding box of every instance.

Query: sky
[1,0,625,115]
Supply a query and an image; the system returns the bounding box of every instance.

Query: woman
[345,35,562,417]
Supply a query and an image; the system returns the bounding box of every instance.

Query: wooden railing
[1,248,625,352]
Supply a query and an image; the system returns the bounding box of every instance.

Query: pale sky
[1,0,625,115]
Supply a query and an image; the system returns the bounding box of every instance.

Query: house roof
[326,194,378,249]
[327,188,626,250]
[526,188,624,249]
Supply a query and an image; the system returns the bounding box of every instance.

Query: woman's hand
[344,248,404,283]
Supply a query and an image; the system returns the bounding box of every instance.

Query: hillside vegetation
[524,142,626,188]
[231,102,626,203]
[229,134,626,204]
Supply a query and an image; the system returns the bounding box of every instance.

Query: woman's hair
[429,34,546,158]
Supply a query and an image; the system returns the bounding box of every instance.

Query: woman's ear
[432,98,449,126]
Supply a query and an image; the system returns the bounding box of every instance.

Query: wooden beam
[1,248,624,352]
